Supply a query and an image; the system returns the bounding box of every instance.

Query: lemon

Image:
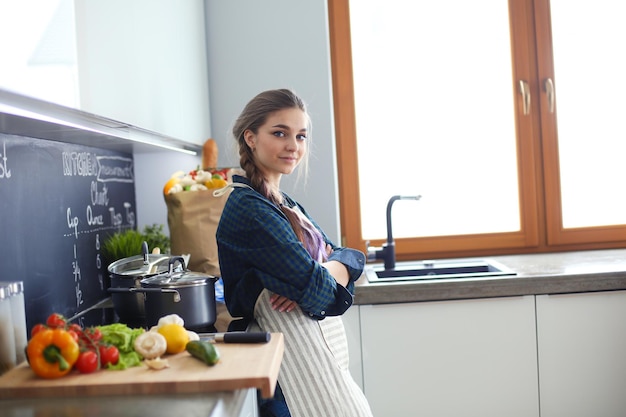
[158,323,189,354]
[163,177,180,195]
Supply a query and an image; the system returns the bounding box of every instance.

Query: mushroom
[144,357,170,370]
[134,331,168,370]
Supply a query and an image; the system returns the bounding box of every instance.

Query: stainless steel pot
[139,257,218,331]
[107,244,174,327]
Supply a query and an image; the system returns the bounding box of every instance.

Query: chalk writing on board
[87,204,104,226]
[97,156,134,183]
[62,151,98,177]
[73,244,83,308]
[91,182,109,206]
[0,133,136,329]
[62,154,136,309]
[123,201,136,229]
[0,140,11,179]
[95,234,104,291]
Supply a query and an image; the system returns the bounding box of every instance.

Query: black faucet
[366,195,421,270]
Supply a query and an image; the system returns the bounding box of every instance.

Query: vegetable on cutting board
[26,328,80,379]
[133,314,202,370]
[186,340,220,366]
[134,331,169,370]
[96,323,143,370]
[23,312,225,377]
[134,332,167,359]
[74,350,99,374]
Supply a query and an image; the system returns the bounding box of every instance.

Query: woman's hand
[325,244,333,259]
[267,245,336,313]
[270,293,297,312]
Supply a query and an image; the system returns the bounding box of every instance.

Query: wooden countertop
[0,333,284,400]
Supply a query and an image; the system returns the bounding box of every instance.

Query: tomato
[211,168,229,180]
[99,345,120,367]
[75,350,99,374]
[30,323,47,338]
[46,313,66,329]
[86,327,102,342]
[67,329,80,343]
[68,323,83,333]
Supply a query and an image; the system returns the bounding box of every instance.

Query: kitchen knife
[198,331,271,344]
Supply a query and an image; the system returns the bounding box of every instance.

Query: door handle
[518,80,531,115]
[544,78,555,113]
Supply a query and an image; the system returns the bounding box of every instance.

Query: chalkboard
[0,133,136,331]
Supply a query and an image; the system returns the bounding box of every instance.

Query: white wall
[203,0,341,243]
[134,0,341,243]
[134,150,201,230]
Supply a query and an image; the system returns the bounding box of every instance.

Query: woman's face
[244,107,308,185]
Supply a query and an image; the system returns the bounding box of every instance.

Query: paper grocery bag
[165,189,231,277]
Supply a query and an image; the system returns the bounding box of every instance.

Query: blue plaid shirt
[216,176,365,320]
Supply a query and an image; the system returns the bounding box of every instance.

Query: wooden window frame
[328,0,626,260]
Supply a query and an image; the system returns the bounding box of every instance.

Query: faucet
[366,195,421,270]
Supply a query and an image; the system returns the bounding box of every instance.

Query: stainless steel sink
[365,259,516,283]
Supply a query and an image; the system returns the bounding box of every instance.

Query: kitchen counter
[354,248,626,305]
[0,333,284,417]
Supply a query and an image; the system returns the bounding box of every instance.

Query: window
[328,0,626,260]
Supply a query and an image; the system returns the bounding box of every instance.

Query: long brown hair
[233,89,321,256]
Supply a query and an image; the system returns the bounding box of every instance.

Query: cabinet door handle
[518,80,531,115]
[544,78,555,113]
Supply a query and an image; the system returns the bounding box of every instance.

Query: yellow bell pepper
[26,328,80,378]
[205,178,228,189]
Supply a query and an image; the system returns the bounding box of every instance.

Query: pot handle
[168,256,186,274]
[107,287,133,293]
[133,287,181,303]
[142,241,149,265]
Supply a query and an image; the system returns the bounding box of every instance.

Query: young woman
[216,89,373,417]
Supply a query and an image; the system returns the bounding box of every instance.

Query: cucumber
[185,340,220,366]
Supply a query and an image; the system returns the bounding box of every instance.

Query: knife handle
[223,332,271,343]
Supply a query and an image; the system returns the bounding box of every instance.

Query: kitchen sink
[365,259,516,283]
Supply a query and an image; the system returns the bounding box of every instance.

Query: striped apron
[253,289,373,417]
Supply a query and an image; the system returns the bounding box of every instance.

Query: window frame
[328,0,626,260]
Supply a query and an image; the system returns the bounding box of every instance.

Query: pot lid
[107,254,173,277]
[140,270,215,288]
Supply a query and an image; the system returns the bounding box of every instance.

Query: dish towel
[253,289,373,417]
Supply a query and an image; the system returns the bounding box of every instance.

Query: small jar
[0,285,16,375]
[8,282,27,364]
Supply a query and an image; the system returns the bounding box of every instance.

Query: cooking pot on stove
[138,257,218,331]
[107,242,175,327]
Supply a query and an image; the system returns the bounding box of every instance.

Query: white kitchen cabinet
[360,296,539,417]
[74,0,211,145]
[536,290,626,417]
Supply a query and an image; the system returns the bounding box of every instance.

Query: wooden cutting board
[0,333,283,400]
